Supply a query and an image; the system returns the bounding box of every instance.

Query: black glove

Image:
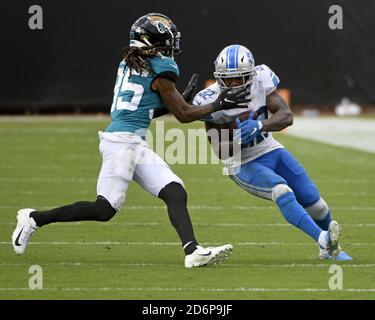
[182,73,200,103]
[212,87,251,111]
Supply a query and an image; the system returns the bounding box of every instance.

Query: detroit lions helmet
[214,45,256,91]
[129,13,181,58]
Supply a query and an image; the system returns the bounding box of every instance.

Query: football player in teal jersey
[12,13,248,268]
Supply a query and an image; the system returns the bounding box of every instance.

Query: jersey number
[111,68,144,112]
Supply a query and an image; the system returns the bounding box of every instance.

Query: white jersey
[193,64,284,164]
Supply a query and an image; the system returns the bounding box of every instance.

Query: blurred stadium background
[1,0,375,300]
[1,0,375,113]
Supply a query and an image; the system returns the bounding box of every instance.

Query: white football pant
[97,132,183,211]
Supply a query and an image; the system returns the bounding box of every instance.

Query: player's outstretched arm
[153,73,200,119]
[152,77,249,123]
[263,90,293,131]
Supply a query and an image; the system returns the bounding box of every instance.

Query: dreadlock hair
[124,46,164,76]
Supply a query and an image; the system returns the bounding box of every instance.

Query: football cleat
[318,220,341,259]
[184,244,233,268]
[319,246,353,261]
[12,208,38,255]
[326,220,340,258]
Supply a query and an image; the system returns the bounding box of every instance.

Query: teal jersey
[105,56,179,136]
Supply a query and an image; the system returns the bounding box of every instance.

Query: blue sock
[313,210,331,231]
[276,192,321,241]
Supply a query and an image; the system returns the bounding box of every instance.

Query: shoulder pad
[255,64,280,95]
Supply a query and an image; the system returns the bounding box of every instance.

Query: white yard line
[286,117,375,153]
[0,287,374,293]
[0,262,374,268]
[0,241,374,246]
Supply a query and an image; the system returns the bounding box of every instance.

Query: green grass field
[0,117,374,299]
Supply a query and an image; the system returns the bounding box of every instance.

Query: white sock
[318,231,329,249]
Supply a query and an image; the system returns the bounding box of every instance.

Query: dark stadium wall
[1,0,374,112]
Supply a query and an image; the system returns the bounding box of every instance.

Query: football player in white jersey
[11,15,250,268]
[193,44,352,260]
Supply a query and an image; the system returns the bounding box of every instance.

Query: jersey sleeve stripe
[156,71,178,82]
